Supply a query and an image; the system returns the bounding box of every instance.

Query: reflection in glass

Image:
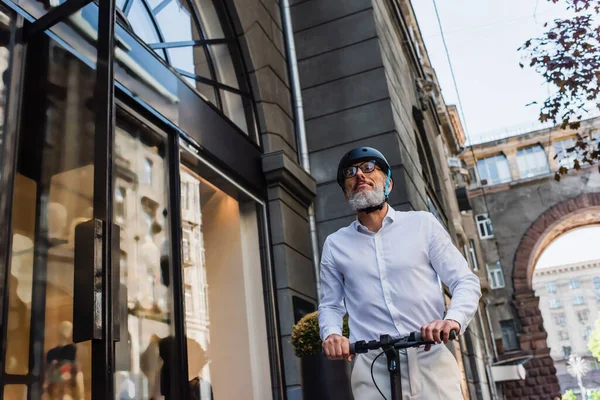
[113,117,178,399]
[210,44,239,90]
[179,154,273,399]
[194,0,225,39]
[4,385,27,399]
[4,44,95,399]
[220,90,248,134]
[167,46,216,105]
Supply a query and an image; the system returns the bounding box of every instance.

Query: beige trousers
[351,344,464,400]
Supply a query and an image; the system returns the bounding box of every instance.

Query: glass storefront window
[179,148,273,400]
[113,116,180,399]
[117,0,253,135]
[0,5,14,356]
[127,0,161,45]
[4,42,97,399]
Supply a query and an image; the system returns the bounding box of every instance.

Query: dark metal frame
[91,0,116,398]
[0,10,25,400]
[0,0,282,398]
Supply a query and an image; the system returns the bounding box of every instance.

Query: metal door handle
[73,219,121,343]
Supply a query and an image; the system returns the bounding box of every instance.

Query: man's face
[342,160,392,210]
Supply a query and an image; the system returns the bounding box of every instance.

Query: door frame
[0,1,118,398]
[0,7,26,397]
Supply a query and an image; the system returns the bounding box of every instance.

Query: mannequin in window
[43,321,85,400]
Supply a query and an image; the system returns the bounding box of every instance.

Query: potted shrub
[291,311,354,400]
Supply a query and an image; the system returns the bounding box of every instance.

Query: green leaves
[290,311,350,358]
[562,389,577,400]
[519,1,600,129]
[587,318,600,362]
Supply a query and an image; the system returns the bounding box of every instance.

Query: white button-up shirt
[318,205,482,343]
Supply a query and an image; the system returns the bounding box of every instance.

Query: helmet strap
[358,201,386,214]
[384,169,391,197]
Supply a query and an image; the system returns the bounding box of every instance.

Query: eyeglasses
[343,160,378,178]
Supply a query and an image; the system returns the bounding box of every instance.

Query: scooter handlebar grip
[349,342,356,355]
[413,330,458,342]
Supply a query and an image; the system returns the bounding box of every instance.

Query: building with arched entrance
[461,117,600,399]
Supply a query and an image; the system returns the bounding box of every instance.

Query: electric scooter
[349,330,457,400]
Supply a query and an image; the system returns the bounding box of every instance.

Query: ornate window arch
[117,0,255,134]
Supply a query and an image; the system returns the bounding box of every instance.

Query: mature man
[318,147,481,399]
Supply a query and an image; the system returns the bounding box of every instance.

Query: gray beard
[347,182,386,211]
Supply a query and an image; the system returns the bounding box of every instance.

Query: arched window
[118,0,254,134]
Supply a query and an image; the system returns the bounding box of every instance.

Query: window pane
[127,0,161,44]
[155,0,195,43]
[4,385,27,399]
[5,45,95,399]
[220,90,249,134]
[167,46,218,105]
[497,270,505,287]
[148,0,165,9]
[210,44,240,89]
[195,0,226,39]
[180,152,273,399]
[496,156,511,183]
[113,116,179,399]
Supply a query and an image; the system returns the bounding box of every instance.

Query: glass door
[1,37,103,399]
[111,109,181,400]
[1,33,183,398]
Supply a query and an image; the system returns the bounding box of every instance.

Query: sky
[411,1,600,268]
[411,0,582,144]
[536,226,600,268]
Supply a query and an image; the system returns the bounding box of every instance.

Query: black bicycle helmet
[337,147,393,213]
[337,147,392,189]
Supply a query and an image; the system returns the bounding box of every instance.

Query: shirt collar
[353,204,396,232]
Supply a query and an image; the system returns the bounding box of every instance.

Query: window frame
[118,0,257,136]
[468,239,479,271]
[516,144,550,179]
[569,279,580,289]
[476,154,512,186]
[476,214,494,239]
[550,298,562,309]
[487,262,505,289]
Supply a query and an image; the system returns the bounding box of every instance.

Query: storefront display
[0,1,281,399]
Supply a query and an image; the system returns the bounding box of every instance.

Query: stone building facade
[533,259,600,396]
[290,1,495,399]
[461,117,600,399]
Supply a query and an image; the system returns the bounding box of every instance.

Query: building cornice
[534,259,600,277]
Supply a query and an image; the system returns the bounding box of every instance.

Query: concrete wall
[227,1,318,398]
[291,0,442,252]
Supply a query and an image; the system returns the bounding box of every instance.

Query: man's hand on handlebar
[323,333,354,362]
[420,319,460,351]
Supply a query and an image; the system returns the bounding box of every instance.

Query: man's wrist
[322,327,343,341]
[445,318,461,330]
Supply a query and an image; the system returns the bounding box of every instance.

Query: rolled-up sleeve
[318,238,347,341]
[427,213,482,334]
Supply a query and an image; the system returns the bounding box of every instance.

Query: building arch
[502,193,600,399]
[513,192,600,294]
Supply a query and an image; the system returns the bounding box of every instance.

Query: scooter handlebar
[349,330,457,355]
